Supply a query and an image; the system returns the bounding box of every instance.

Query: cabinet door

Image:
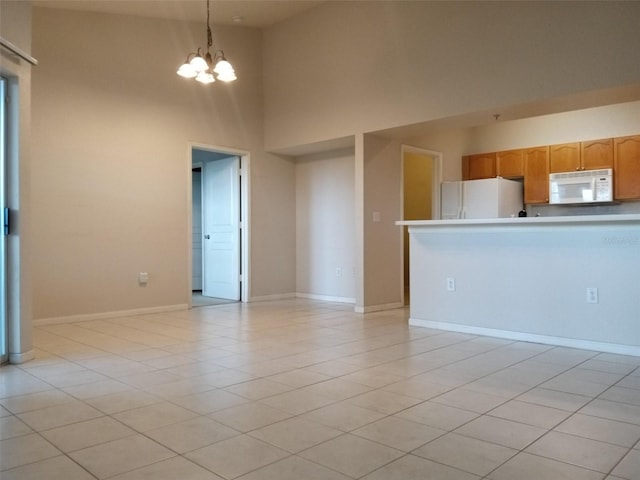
[524,146,549,204]
[581,138,613,170]
[461,155,470,181]
[497,149,524,178]
[614,135,640,200]
[549,143,581,173]
[468,152,496,179]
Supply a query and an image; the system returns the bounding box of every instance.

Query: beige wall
[31,8,295,319]
[0,0,34,360]
[465,101,640,154]
[26,2,640,321]
[360,134,402,310]
[295,148,355,300]
[263,1,640,152]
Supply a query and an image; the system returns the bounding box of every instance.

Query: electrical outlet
[138,272,149,285]
[446,277,456,292]
[586,287,598,304]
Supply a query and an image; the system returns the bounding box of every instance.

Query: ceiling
[31,0,326,28]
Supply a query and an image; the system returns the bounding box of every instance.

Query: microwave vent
[550,169,612,180]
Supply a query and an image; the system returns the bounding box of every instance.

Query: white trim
[249,292,296,302]
[354,302,404,314]
[409,318,640,357]
[33,304,188,326]
[296,293,356,304]
[9,349,35,364]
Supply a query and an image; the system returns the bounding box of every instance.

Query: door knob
[204,234,211,239]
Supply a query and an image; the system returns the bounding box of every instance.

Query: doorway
[402,146,442,305]
[190,145,249,307]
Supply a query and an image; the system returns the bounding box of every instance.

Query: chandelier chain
[206,0,212,49]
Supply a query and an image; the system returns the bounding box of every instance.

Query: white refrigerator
[441,178,524,219]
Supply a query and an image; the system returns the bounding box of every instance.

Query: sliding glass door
[1,76,7,364]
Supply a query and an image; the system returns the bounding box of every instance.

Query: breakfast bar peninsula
[397,214,640,356]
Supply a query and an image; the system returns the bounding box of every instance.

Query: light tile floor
[1,299,640,479]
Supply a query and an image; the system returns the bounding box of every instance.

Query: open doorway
[190,145,250,307]
[402,145,442,305]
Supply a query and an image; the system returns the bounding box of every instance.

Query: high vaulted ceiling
[31,0,326,27]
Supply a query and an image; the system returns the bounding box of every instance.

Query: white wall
[0,0,34,362]
[31,8,295,320]
[295,148,355,301]
[263,1,640,152]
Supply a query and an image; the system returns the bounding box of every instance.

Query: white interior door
[202,157,240,300]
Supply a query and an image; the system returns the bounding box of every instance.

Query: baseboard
[9,350,35,364]
[354,302,404,314]
[34,304,189,326]
[409,318,640,357]
[296,293,356,304]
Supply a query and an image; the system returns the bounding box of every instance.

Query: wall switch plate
[373,211,381,223]
[336,267,342,277]
[139,272,149,285]
[586,287,598,304]
[446,277,456,292]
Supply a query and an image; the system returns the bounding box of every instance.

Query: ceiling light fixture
[176,0,236,84]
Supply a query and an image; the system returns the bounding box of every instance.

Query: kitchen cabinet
[524,146,549,204]
[549,142,581,173]
[466,152,496,180]
[461,156,470,180]
[497,149,524,178]
[614,135,640,200]
[581,138,613,170]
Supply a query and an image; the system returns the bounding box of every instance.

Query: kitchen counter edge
[395,214,640,227]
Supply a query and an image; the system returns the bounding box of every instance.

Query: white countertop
[396,214,640,227]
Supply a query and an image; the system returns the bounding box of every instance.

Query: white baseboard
[409,318,640,357]
[296,293,356,304]
[34,304,189,326]
[354,302,404,314]
[9,350,35,364]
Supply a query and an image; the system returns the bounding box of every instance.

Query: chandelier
[176,0,236,84]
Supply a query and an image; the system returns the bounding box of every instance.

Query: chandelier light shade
[177,0,236,84]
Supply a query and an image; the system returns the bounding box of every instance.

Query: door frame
[400,144,442,306]
[187,143,250,306]
[0,76,7,363]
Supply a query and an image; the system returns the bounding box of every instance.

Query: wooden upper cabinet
[524,146,549,204]
[496,149,524,178]
[467,152,496,180]
[549,142,581,173]
[581,138,613,170]
[461,155,470,180]
[614,135,640,200]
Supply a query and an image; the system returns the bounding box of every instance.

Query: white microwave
[549,168,613,204]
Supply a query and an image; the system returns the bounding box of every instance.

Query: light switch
[373,211,381,223]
